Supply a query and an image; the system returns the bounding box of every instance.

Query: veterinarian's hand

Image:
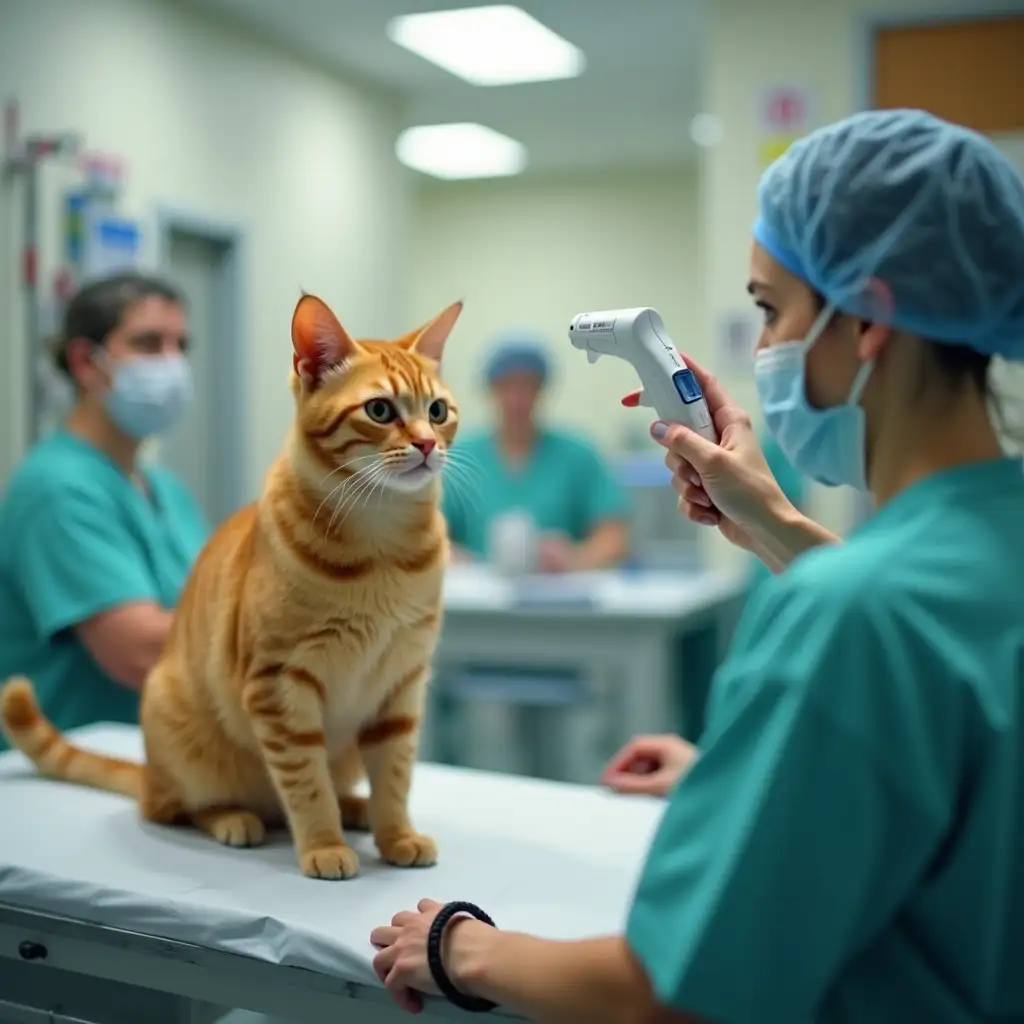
[536,534,577,573]
[621,355,794,558]
[601,734,698,796]
[372,899,489,1013]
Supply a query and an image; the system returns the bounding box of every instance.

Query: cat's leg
[190,807,267,847]
[142,664,270,848]
[340,794,371,831]
[242,669,359,879]
[358,667,436,867]
[331,743,370,831]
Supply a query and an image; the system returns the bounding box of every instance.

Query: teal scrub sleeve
[14,489,159,640]
[577,443,630,529]
[625,582,952,1023]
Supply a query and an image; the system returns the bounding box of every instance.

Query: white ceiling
[188,0,707,176]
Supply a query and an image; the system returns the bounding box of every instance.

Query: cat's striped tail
[0,677,142,799]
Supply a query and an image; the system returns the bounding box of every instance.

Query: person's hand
[622,356,793,557]
[371,898,489,1014]
[448,544,474,565]
[536,534,577,573]
[371,898,443,1013]
[601,734,698,796]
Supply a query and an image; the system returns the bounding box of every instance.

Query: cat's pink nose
[411,439,435,457]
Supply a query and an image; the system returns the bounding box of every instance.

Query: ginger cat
[0,293,464,880]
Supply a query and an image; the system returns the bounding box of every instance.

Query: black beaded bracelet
[426,900,498,1013]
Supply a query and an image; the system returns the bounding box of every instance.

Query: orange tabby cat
[0,292,463,880]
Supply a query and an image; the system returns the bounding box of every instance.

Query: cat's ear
[405,300,464,363]
[291,293,358,389]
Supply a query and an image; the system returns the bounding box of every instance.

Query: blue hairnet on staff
[753,108,1024,359]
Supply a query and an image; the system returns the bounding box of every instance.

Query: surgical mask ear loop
[805,302,874,408]
[846,358,874,406]
[804,302,838,350]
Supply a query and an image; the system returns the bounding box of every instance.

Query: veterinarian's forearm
[447,926,695,1024]
[109,619,172,689]
[76,604,174,689]
[573,520,629,571]
[748,502,841,573]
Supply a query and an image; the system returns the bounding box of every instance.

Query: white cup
[488,510,538,577]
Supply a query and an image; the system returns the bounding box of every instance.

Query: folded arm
[76,602,173,689]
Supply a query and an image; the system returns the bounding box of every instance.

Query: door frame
[154,205,248,525]
[855,4,1024,112]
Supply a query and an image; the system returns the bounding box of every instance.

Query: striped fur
[0,294,463,879]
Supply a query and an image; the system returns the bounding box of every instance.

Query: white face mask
[99,353,194,439]
[753,303,875,490]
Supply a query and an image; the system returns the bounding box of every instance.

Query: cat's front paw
[300,843,360,880]
[377,830,438,867]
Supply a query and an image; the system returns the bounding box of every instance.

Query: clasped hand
[371,897,444,1014]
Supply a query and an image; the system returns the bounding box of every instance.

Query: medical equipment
[568,308,718,441]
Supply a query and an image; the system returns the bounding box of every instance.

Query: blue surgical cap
[483,334,551,385]
[753,108,1024,360]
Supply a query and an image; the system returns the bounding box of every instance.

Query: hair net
[483,334,551,385]
[753,108,1024,360]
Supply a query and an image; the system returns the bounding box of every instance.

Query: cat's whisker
[443,451,486,485]
[313,454,380,525]
[367,466,394,509]
[318,451,377,488]
[446,448,486,471]
[332,469,387,533]
[442,462,484,512]
[318,463,379,536]
[315,465,373,527]
[444,468,485,501]
[329,464,389,534]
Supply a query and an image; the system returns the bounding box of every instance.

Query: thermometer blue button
[672,368,703,404]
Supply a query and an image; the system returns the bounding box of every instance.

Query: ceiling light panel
[386,5,585,86]
[395,122,528,180]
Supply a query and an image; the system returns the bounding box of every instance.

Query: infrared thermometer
[568,307,718,442]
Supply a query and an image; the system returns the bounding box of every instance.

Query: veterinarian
[371,109,1024,1022]
[0,273,208,746]
[444,334,630,572]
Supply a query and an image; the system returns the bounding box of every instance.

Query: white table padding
[0,724,664,988]
[443,564,744,618]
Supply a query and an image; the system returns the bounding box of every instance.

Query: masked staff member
[0,273,208,745]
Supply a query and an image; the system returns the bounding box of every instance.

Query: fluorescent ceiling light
[396,123,527,180]
[386,5,585,86]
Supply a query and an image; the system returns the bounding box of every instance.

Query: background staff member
[0,273,208,745]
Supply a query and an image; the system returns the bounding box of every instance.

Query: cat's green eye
[428,399,448,424]
[365,398,398,424]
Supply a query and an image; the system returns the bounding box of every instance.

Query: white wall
[700,0,1024,568]
[409,169,698,451]
[0,0,410,496]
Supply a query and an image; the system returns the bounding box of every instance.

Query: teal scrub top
[0,431,208,747]
[627,457,1024,1023]
[442,428,629,557]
